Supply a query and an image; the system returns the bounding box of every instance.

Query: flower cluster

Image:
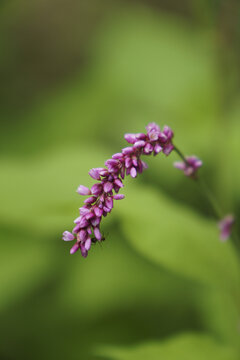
[62,123,174,257]
[174,156,202,178]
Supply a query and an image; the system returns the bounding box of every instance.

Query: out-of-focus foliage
[0,1,240,359]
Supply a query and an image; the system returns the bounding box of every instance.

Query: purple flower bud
[154,144,163,154]
[174,156,202,177]
[89,168,101,180]
[218,215,235,241]
[122,147,134,155]
[79,216,89,228]
[84,196,97,205]
[103,181,113,193]
[80,244,88,258]
[73,223,81,234]
[85,211,95,220]
[77,185,91,195]
[124,133,137,144]
[134,140,146,148]
[148,129,159,141]
[130,167,137,178]
[91,183,103,196]
[70,242,80,254]
[163,143,174,156]
[103,206,112,213]
[91,216,101,227]
[132,156,138,167]
[144,143,153,154]
[146,122,160,133]
[79,229,87,241]
[120,166,125,179]
[163,125,174,140]
[87,226,92,235]
[125,157,132,168]
[85,237,92,251]
[94,206,103,217]
[105,196,113,210]
[80,207,90,216]
[74,216,82,224]
[112,153,124,159]
[114,178,124,188]
[94,227,102,241]
[136,133,147,140]
[62,231,75,241]
[113,194,125,200]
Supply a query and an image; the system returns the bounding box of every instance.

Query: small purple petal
[144,143,153,154]
[130,167,137,178]
[94,227,102,241]
[163,143,174,156]
[148,129,159,141]
[125,157,132,168]
[79,229,87,241]
[89,168,101,180]
[113,194,125,200]
[114,178,124,188]
[85,237,92,251]
[77,185,91,196]
[70,243,80,254]
[134,140,146,148]
[80,244,88,258]
[94,206,103,217]
[154,144,163,154]
[105,196,113,210]
[84,196,97,205]
[91,183,103,196]
[122,147,134,155]
[79,217,89,228]
[124,133,137,144]
[112,153,124,159]
[103,182,113,193]
[91,216,101,227]
[62,231,75,241]
[74,216,82,224]
[146,122,160,133]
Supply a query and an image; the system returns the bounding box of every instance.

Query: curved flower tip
[63,122,174,258]
[218,215,235,241]
[174,156,202,178]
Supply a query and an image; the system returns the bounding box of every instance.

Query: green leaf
[118,183,240,291]
[97,333,238,360]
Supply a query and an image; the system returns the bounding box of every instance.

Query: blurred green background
[1,1,240,359]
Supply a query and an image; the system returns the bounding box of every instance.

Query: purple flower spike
[77,185,91,196]
[63,122,176,258]
[62,231,75,241]
[174,156,202,177]
[218,215,235,241]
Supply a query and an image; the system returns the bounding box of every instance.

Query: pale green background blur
[1,1,240,360]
